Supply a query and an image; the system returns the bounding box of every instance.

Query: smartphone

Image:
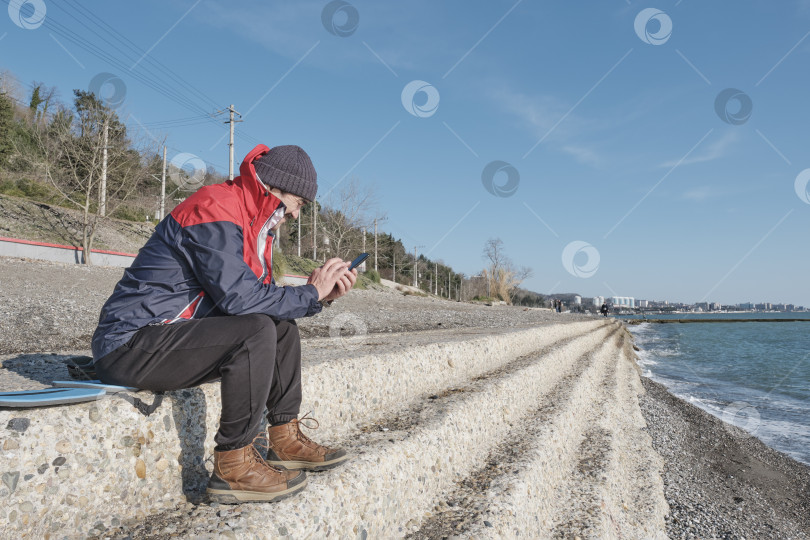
[348,252,369,271]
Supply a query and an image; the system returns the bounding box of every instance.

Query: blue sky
[2,0,809,306]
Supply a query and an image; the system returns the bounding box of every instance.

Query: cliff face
[0,319,668,539]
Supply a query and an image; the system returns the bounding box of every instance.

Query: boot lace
[295,411,321,445]
[251,432,283,471]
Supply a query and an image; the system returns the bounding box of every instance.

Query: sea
[619,312,810,466]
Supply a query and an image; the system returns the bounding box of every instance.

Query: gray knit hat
[253,145,317,202]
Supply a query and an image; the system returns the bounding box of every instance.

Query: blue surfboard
[0,387,105,407]
[52,380,140,392]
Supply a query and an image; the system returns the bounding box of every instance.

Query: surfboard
[0,387,105,407]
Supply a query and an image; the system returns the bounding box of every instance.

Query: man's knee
[238,313,277,344]
[275,319,299,343]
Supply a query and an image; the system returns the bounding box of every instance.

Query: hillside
[0,193,154,253]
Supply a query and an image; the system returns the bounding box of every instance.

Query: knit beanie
[253,145,318,202]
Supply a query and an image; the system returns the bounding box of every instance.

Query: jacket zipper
[256,215,275,282]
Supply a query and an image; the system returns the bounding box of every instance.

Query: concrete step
[109,322,617,538]
[0,320,606,538]
[417,328,668,539]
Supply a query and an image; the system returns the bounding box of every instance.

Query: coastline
[639,375,810,539]
[1,256,809,537]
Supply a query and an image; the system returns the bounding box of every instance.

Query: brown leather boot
[206,443,307,504]
[266,414,349,471]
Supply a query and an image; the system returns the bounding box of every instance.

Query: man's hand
[307,258,357,301]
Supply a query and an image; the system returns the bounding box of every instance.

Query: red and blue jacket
[91,144,322,361]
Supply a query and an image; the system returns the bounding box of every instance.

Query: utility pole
[373,217,387,271]
[160,145,167,221]
[413,245,424,288]
[312,198,317,261]
[224,104,242,180]
[99,117,109,216]
[435,263,438,295]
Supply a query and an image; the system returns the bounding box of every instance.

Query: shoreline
[639,375,810,539]
[1,256,809,537]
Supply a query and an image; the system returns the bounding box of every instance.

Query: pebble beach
[0,256,808,539]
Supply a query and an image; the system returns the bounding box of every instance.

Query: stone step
[110,322,617,538]
[440,329,668,539]
[0,320,606,538]
[408,324,622,538]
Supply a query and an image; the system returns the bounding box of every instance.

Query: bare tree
[319,177,376,260]
[481,237,533,304]
[0,70,23,102]
[34,92,153,264]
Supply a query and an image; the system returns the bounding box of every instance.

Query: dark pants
[95,314,302,451]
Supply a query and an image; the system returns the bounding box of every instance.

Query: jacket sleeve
[178,220,322,319]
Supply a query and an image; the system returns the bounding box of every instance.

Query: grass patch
[0,177,64,206]
[278,252,375,290]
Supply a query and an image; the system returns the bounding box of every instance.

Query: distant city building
[592,296,605,306]
[710,302,722,311]
[574,295,581,305]
[637,300,649,308]
[611,296,635,309]
[740,302,754,310]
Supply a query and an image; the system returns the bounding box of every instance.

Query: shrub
[111,205,149,222]
[272,247,289,278]
[0,177,59,203]
[366,269,381,283]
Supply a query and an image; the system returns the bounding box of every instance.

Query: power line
[53,0,220,111]
[2,1,266,167]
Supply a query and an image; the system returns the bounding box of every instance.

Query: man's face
[269,189,308,229]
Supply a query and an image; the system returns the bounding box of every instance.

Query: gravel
[3,255,808,538]
[638,376,810,539]
[0,195,155,253]
[0,256,588,356]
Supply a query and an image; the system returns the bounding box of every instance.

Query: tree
[481,237,533,304]
[35,90,153,264]
[319,178,376,260]
[28,82,57,123]
[29,85,43,116]
[0,91,13,168]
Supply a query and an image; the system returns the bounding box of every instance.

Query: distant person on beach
[91,144,357,503]
[600,303,609,317]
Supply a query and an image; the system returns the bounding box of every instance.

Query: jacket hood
[235,144,282,218]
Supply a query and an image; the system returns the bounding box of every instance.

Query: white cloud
[561,145,604,167]
[682,186,713,202]
[493,87,584,142]
[191,1,455,72]
[660,130,740,168]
